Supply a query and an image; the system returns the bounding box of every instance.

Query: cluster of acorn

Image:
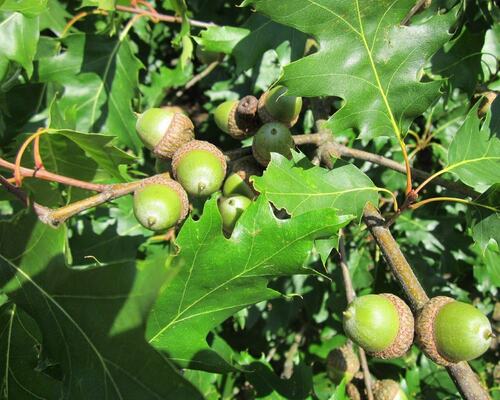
[326,294,493,399]
[131,85,302,233]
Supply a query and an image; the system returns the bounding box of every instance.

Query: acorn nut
[214,97,258,139]
[133,176,189,231]
[416,296,493,365]
[218,195,252,233]
[172,140,227,197]
[342,294,414,359]
[136,108,194,158]
[252,122,294,166]
[326,344,360,384]
[373,379,408,400]
[258,85,302,127]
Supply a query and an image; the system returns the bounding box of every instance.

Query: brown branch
[0,175,52,223]
[176,61,220,98]
[0,157,107,192]
[281,327,305,380]
[401,0,431,26]
[292,133,478,198]
[363,203,491,400]
[36,175,171,227]
[338,232,374,400]
[115,5,215,29]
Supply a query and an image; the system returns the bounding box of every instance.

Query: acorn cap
[134,175,189,227]
[218,97,259,140]
[257,86,301,128]
[416,296,455,366]
[172,140,227,178]
[346,382,361,400]
[370,293,414,359]
[373,379,406,400]
[227,155,262,196]
[326,345,360,384]
[153,112,195,159]
[161,105,187,116]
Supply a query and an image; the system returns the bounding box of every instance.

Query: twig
[33,174,169,227]
[292,133,478,197]
[281,327,305,380]
[338,232,374,400]
[176,61,220,96]
[0,157,107,192]
[0,175,52,222]
[115,5,216,29]
[363,203,490,400]
[401,0,431,26]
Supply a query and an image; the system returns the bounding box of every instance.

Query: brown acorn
[416,296,493,366]
[373,379,408,400]
[326,344,360,384]
[136,108,194,158]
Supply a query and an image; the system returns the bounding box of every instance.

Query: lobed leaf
[252,153,379,219]
[243,0,454,142]
[146,197,352,372]
[38,34,143,151]
[0,215,202,399]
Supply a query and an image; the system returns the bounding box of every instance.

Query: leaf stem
[14,129,47,186]
[115,5,216,29]
[409,197,499,212]
[0,156,107,192]
[61,9,109,37]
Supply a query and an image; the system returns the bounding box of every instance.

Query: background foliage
[0,0,498,399]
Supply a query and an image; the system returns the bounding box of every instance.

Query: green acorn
[373,380,408,400]
[222,173,256,199]
[326,345,360,384]
[251,122,294,166]
[416,297,493,365]
[172,140,227,197]
[136,108,194,158]
[214,96,259,139]
[133,176,189,231]
[258,85,302,127]
[343,294,414,359]
[218,195,252,232]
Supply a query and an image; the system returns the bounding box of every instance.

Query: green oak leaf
[0,0,47,16]
[0,215,202,399]
[243,0,454,143]
[431,27,485,95]
[446,98,500,193]
[38,34,143,151]
[469,184,500,253]
[252,153,379,219]
[0,303,62,399]
[81,0,115,10]
[45,129,134,182]
[146,197,352,372]
[0,12,39,77]
[197,14,307,73]
[39,0,71,36]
